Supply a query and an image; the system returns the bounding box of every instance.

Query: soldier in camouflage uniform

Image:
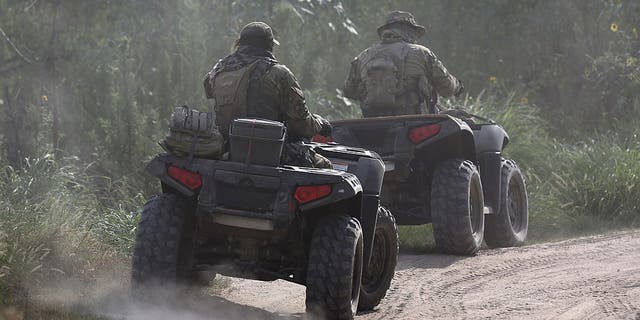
[343,11,464,117]
[204,22,331,168]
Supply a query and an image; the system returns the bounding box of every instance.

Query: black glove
[314,114,332,137]
[454,79,465,98]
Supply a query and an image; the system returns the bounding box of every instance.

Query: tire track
[218,230,640,320]
[372,230,640,319]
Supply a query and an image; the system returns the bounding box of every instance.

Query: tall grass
[550,134,640,224]
[0,155,142,306]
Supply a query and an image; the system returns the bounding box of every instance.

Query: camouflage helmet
[377,11,426,38]
[237,22,280,49]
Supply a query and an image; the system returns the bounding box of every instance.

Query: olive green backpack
[160,106,224,159]
[204,60,262,138]
[360,43,410,109]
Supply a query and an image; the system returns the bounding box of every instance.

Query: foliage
[2,0,639,169]
[0,155,140,305]
[551,133,640,224]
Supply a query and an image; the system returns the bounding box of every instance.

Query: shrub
[550,133,640,225]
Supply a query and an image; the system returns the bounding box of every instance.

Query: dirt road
[216,230,640,319]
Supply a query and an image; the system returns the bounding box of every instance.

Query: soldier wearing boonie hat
[343,11,464,116]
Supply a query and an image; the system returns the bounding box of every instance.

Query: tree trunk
[47,1,61,160]
[2,86,33,168]
[3,85,19,166]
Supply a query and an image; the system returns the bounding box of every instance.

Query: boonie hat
[377,11,426,38]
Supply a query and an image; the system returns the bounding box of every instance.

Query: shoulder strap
[230,59,261,119]
[396,43,411,91]
[246,59,276,117]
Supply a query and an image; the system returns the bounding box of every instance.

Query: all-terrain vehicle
[326,112,528,255]
[131,118,398,319]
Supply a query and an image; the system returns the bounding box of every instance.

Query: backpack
[360,43,410,109]
[205,60,262,137]
[160,106,224,159]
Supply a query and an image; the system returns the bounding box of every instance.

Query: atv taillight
[408,124,441,144]
[167,166,202,190]
[312,134,333,143]
[294,185,331,204]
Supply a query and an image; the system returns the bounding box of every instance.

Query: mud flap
[478,152,501,214]
[361,194,379,266]
[354,157,385,266]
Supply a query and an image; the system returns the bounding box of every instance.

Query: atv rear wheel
[358,206,398,311]
[131,193,197,295]
[431,159,484,256]
[306,215,363,320]
[485,159,528,248]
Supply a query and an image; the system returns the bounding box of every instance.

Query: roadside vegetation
[0,156,139,317]
[1,0,639,317]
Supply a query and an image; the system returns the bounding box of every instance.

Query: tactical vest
[359,42,411,110]
[205,59,274,137]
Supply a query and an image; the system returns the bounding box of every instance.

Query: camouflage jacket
[206,45,321,140]
[343,30,462,115]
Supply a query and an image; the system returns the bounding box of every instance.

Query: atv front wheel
[131,193,196,294]
[358,206,398,311]
[431,159,485,255]
[306,215,363,320]
[485,159,528,248]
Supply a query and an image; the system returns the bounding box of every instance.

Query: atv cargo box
[229,118,285,166]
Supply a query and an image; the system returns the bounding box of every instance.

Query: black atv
[325,112,528,256]
[131,118,398,319]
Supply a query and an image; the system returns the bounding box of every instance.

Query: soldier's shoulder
[267,63,296,80]
[267,63,298,84]
[359,45,378,56]
[407,43,433,55]
[354,44,381,62]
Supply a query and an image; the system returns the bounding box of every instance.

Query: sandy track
[215,230,640,319]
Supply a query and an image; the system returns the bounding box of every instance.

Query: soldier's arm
[273,65,321,139]
[342,57,362,100]
[422,48,462,98]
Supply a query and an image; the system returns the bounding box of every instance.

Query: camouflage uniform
[343,11,464,117]
[204,22,331,168]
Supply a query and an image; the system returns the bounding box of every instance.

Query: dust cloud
[26,273,298,320]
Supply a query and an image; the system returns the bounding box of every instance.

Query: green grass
[0,155,141,309]
[398,225,436,253]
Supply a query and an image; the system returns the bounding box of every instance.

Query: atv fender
[414,117,477,162]
[473,124,509,154]
[297,174,363,212]
[301,156,385,267]
[146,156,197,197]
